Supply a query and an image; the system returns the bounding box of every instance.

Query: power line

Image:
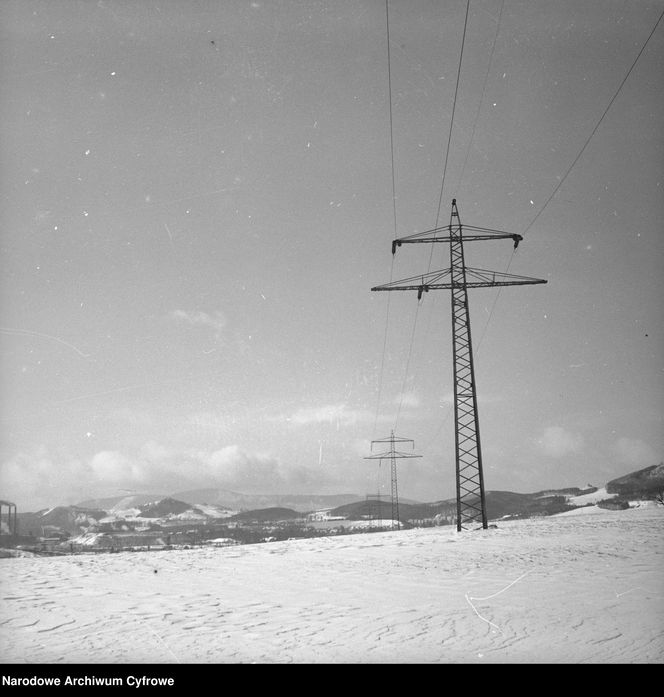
[423,0,504,379]
[412,0,472,424]
[398,0,472,430]
[408,0,504,455]
[372,256,395,437]
[372,1,398,437]
[522,5,664,237]
[464,5,663,389]
[457,0,505,194]
[393,299,422,430]
[474,249,515,358]
[468,5,664,392]
[433,0,471,228]
[416,5,663,462]
[385,0,398,240]
[392,0,475,434]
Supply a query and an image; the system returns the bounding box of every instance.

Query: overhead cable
[522,6,664,236]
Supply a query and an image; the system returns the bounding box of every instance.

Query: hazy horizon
[19,460,657,514]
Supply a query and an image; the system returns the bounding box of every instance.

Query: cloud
[203,445,316,492]
[170,309,227,339]
[90,450,137,482]
[269,394,428,432]
[536,426,584,458]
[613,437,658,468]
[0,448,91,510]
[0,441,327,510]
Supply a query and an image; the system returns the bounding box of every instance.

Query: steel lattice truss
[391,224,523,255]
[364,432,422,530]
[449,206,487,529]
[371,266,547,298]
[371,200,547,531]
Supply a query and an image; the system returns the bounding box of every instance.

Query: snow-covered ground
[567,487,617,506]
[337,519,403,530]
[1,506,662,663]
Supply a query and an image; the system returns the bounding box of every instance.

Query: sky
[1,0,662,511]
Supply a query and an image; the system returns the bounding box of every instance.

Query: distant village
[0,495,457,557]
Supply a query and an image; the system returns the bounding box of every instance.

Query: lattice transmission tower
[364,432,422,530]
[372,200,547,531]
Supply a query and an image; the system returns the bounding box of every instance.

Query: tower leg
[449,200,488,531]
[391,455,399,530]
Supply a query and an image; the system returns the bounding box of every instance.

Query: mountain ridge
[11,463,663,538]
[171,488,363,512]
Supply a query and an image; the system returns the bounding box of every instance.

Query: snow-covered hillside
[566,486,617,506]
[0,506,662,663]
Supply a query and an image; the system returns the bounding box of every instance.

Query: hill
[484,490,577,519]
[14,463,663,538]
[137,497,202,519]
[229,507,301,523]
[606,463,664,499]
[329,499,453,521]
[17,506,107,537]
[172,488,361,512]
[330,488,587,522]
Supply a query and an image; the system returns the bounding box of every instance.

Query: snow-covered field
[567,486,617,506]
[1,506,662,664]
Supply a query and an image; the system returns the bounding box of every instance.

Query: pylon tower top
[364,431,423,461]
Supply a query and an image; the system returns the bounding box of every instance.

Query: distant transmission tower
[364,432,422,530]
[372,200,547,531]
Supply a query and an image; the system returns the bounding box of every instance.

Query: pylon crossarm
[369,435,416,446]
[464,267,547,286]
[392,225,522,254]
[364,451,422,460]
[371,268,451,291]
[372,268,546,293]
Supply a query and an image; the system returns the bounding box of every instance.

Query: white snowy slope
[567,487,617,506]
[0,506,662,664]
